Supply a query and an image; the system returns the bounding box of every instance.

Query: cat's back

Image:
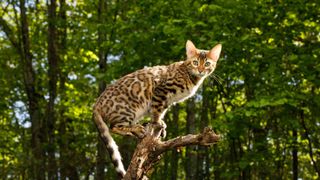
[95,62,183,107]
[96,65,168,105]
[94,64,173,120]
[111,64,175,89]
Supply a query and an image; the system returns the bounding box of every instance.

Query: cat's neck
[188,71,200,85]
[180,62,201,85]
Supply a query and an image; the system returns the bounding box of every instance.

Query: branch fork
[122,124,220,180]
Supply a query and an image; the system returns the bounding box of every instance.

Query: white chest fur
[168,76,206,104]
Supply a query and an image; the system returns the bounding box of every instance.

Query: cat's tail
[93,109,126,178]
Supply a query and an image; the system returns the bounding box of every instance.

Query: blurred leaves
[1,0,320,179]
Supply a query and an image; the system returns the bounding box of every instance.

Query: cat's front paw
[160,128,167,139]
[152,120,167,138]
[132,124,146,139]
[159,120,167,138]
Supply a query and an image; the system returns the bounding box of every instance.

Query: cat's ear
[186,40,197,59]
[208,44,222,61]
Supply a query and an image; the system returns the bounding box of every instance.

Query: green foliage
[0,0,319,179]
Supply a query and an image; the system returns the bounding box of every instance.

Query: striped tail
[93,110,126,178]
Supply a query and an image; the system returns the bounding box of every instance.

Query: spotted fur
[93,40,222,178]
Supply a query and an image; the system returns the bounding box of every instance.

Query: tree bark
[47,0,59,178]
[122,125,220,180]
[56,0,79,178]
[96,0,108,179]
[185,98,197,180]
[57,0,67,178]
[19,1,46,179]
[197,84,210,180]
[170,105,180,180]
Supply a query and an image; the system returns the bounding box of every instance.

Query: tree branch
[0,17,21,52]
[123,125,220,180]
[159,127,220,150]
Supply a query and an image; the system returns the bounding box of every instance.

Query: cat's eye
[204,62,211,67]
[193,61,199,66]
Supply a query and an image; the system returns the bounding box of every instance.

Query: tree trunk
[18,0,46,179]
[56,0,79,178]
[57,0,67,178]
[162,153,169,180]
[96,0,108,179]
[47,0,59,178]
[300,108,320,177]
[211,92,221,180]
[197,84,210,180]
[170,105,180,180]
[185,98,197,180]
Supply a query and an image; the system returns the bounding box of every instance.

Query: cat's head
[185,40,222,78]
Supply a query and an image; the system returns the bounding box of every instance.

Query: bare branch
[158,127,220,151]
[122,125,220,180]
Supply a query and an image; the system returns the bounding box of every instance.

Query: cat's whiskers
[210,73,223,85]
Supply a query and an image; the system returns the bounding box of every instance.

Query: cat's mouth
[197,72,207,77]
[191,70,207,77]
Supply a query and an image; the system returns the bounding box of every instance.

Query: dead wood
[122,125,220,180]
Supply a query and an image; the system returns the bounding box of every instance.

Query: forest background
[0,0,319,179]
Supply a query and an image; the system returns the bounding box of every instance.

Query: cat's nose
[198,69,204,73]
[198,69,206,76]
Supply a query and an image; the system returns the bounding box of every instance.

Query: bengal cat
[93,40,222,177]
